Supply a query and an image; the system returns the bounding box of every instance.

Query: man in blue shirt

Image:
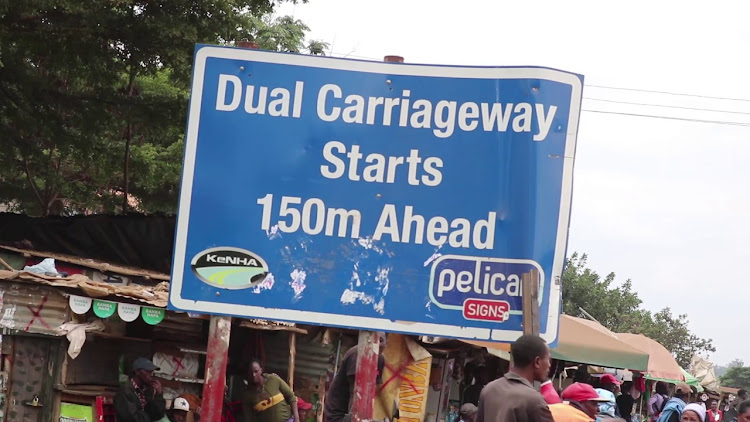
[595,374,620,418]
[657,383,691,422]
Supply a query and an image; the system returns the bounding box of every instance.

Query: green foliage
[721,366,750,389]
[563,253,715,367]
[0,0,324,215]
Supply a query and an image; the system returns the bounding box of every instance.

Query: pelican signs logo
[191,247,269,289]
[429,255,544,323]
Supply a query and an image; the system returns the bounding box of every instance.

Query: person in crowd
[541,380,563,405]
[476,334,554,422]
[595,374,621,418]
[177,394,201,421]
[726,391,750,422]
[680,403,706,422]
[657,383,691,422]
[616,382,635,422]
[463,366,490,406]
[296,398,313,422]
[574,366,592,385]
[167,397,191,422]
[549,382,610,422]
[460,403,478,422]
[648,382,670,422]
[114,357,167,422]
[222,375,247,422]
[736,400,750,422]
[324,333,387,422]
[707,400,722,422]
[243,359,301,422]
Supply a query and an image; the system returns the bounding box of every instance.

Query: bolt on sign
[168,45,584,344]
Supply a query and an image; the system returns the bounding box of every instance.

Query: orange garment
[549,403,593,422]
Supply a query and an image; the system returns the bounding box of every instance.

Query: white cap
[172,397,190,412]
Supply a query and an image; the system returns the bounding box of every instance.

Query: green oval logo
[191,247,269,290]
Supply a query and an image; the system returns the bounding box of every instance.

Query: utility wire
[587,84,750,103]
[324,52,750,127]
[584,97,750,116]
[582,109,750,127]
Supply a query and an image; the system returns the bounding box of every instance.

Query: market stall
[616,333,684,382]
[464,315,650,371]
[0,246,333,422]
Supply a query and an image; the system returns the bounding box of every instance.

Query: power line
[321,54,750,127]
[582,109,750,127]
[584,97,750,116]
[587,84,750,103]
[322,55,750,105]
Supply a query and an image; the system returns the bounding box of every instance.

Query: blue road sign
[169,45,583,344]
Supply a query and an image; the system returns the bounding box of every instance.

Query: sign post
[170,45,582,343]
[351,331,381,422]
[349,54,404,422]
[201,315,231,421]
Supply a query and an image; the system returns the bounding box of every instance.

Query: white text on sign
[320,141,444,187]
[215,76,560,141]
[256,194,496,249]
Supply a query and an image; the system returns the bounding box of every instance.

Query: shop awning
[463,315,650,371]
[616,333,684,382]
[645,368,703,392]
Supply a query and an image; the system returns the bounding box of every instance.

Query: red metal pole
[350,53,403,422]
[350,331,380,422]
[201,315,232,421]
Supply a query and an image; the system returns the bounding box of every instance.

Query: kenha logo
[191,247,269,289]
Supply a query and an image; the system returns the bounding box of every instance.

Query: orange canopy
[615,333,684,381]
[464,315,649,371]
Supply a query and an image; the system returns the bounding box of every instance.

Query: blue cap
[133,357,160,372]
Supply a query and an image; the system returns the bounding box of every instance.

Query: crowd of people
[471,335,750,422]
[111,332,388,422]
[110,334,747,422]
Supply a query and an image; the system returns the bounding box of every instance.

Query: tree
[562,253,645,332]
[563,253,715,367]
[721,366,750,389]
[731,359,746,368]
[0,0,325,215]
[716,359,745,378]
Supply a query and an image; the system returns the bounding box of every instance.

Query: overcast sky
[277,0,750,365]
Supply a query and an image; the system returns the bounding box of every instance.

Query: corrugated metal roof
[0,269,168,307]
[0,245,170,280]
[0,247,304,332]
[239,319,308,334]
[153,312,205,344]
[265,333,334,380]
[0,281,68,335]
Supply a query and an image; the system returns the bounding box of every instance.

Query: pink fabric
[541,381,562,404]
[636,375,646,392]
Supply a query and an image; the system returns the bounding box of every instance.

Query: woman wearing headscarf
[680,403,706,422]
[242,360,300,422]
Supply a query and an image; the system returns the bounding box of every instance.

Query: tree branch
[23,157,46,215]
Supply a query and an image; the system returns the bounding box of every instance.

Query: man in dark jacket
[324,333,387,422]
[114,357,167,422]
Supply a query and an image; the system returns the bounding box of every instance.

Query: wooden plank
[521,269,540,336]
[288,332,296,390]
